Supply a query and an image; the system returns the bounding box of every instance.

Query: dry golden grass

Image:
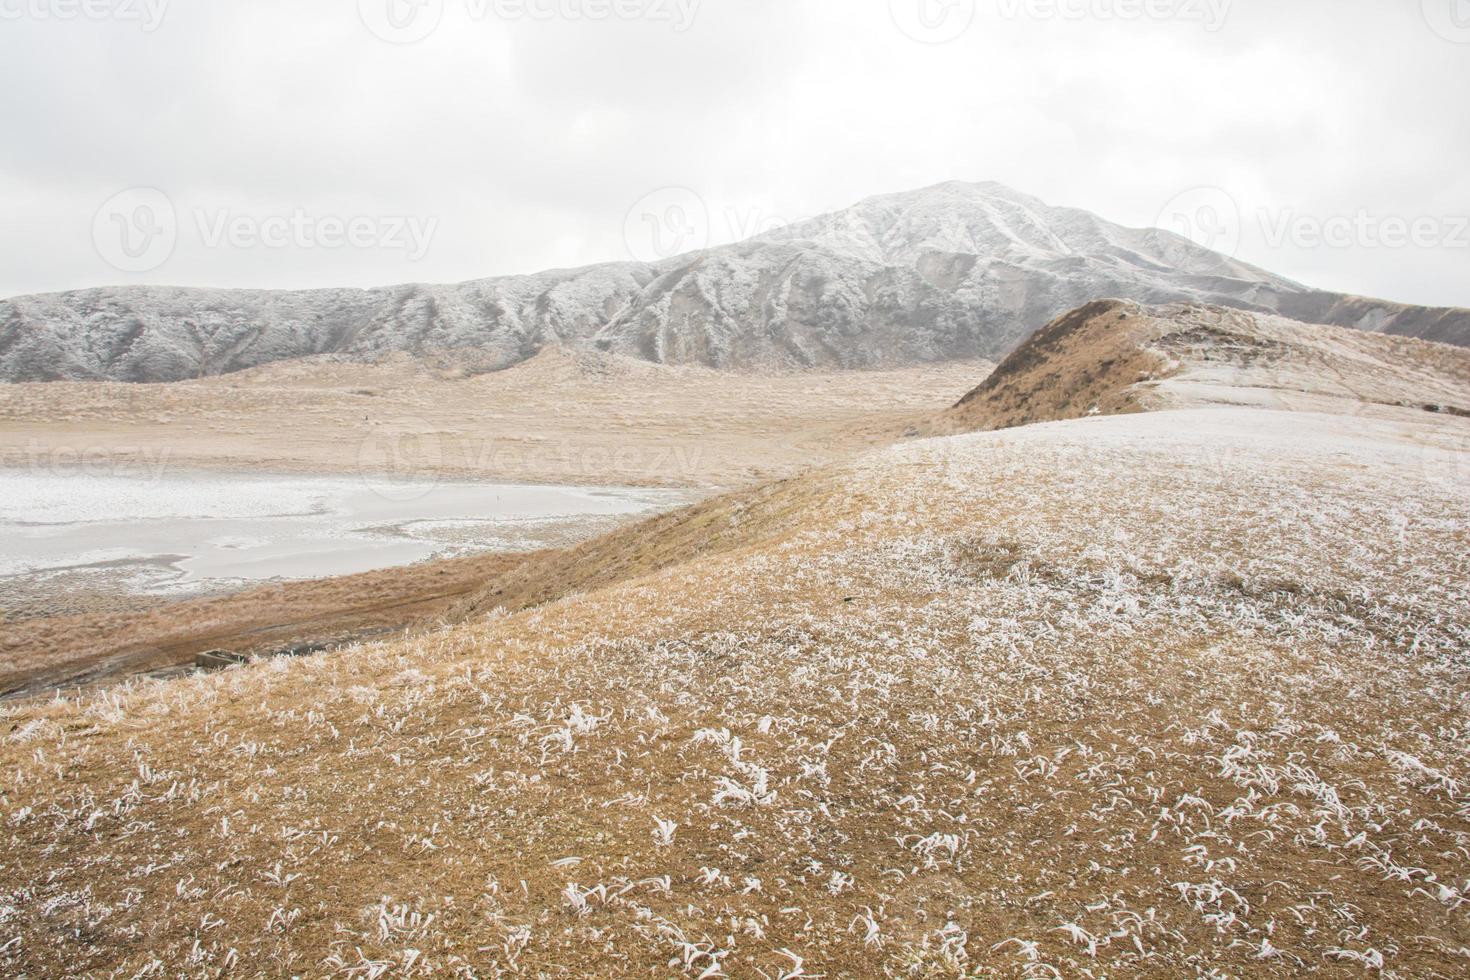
[0,347,990,489]
[936,300,1470,435]
[0,550,531,700]
[3,405,1468,977]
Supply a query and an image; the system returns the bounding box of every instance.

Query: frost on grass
[1,409,1468,977]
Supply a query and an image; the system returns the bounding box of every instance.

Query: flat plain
[0,348,990,488]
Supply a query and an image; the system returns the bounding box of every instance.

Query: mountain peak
[848,178,1044,212]
[4,183,1468,382]
[762,180,1284,285]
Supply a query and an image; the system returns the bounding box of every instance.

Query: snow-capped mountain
[0,263,656,383]
[3,182,1467,382]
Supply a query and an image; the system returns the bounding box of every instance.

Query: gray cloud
[1,0,1466,308]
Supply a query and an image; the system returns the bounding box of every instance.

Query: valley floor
[0,348,987,489]
[0,350,985,697]
[3,407,1468,977]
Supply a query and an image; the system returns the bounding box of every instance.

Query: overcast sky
[1,0,1467,307]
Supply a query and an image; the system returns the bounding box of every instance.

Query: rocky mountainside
[0,263,655,383]
[5,181,1469,381]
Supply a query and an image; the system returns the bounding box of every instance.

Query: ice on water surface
[0,468,680,587]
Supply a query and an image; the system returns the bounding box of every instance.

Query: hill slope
[940,299,1470,433]
[6,182,1470,381]
[3,404,1468,976]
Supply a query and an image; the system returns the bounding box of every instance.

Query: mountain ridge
[936,298,1470,434]
[4,181,1469,382]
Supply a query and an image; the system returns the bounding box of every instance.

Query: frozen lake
[0,468,686,599]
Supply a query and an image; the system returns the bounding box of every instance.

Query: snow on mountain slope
[765,181,1285,281]
[590,182,1321,370]
[0,263,654,382]
[5,182,1468,381]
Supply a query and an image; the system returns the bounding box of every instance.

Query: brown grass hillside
[3,400,1468,977]
[936,300,1470,434]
